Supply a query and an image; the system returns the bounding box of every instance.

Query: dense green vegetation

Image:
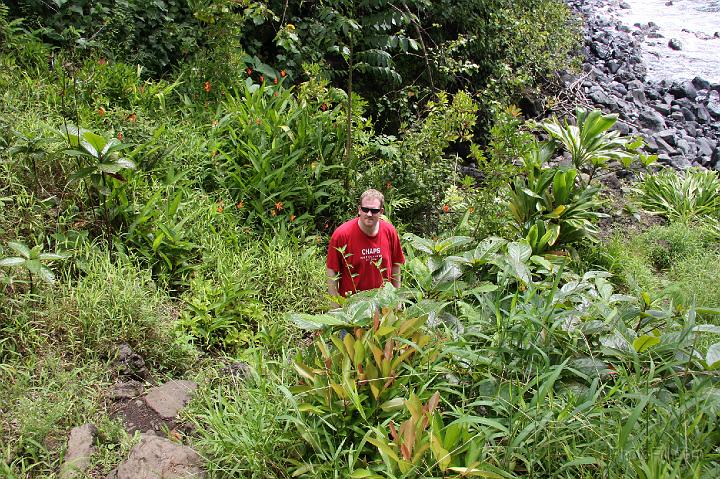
[2,1,720,478]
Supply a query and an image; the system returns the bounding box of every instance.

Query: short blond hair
[359,189,385,208]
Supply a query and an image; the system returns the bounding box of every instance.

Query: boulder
[144,380,198,420]
[669,81,698,100]
[692,77,711,91]
[697,104,712,124]
[61,424,97,479]
[112,434,205,479]
[668,38,683,50]
[639,109,667,130]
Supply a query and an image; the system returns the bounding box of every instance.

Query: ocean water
[614,0,720,83]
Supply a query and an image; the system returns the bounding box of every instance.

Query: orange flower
[259,75,264,83]
[212,120,218,127]
[320,103,328,111]
[98,107,106,117]
[255,118,262,125]
[442,204,450,213]
[203,81,212,93]
[128,113,137,122]
[290,214,296,221]
[217,205,224,213]
[236,200,244,209]
[273,91,278,97]
[468,207,475,213]
[280,70,286,78]
[117,131,123,141]
[270,209,277,217]
[275,201,284,211]
[246,67,253,75]
[385,181,393,189]
[98,57,107,65]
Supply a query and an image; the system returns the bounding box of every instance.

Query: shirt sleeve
[390,227,405,265]
[326,232,342,271]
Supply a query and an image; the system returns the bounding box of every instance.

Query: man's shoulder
[379,219,400,237]
[331,219,359,238]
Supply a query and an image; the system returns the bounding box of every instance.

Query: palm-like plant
[0,241,68,292]
[543,108,648,184]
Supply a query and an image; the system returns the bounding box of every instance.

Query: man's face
[358,197,383,229]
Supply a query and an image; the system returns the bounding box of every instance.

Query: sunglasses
[360,206,382,215]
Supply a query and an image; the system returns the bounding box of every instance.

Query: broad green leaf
[380,397,405,412]
[706,343,720,369]
[8,241,31,258]
[287,313,349,330]
[0,257,25,267]
[632,335,660,352]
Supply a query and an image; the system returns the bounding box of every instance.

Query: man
[326,189,405,305]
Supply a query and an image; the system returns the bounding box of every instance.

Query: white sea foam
[614,0,720,82]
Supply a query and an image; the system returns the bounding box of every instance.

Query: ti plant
[286,304,442,474]
[508,141,605,255]
[542,107,652,185]
[0,241,68,292]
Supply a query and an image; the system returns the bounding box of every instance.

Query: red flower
[217,205,224,213]
[236,200,244,209]
[127,113,137,122]
[98,58,107,65]
[320,103,328,111]
[442,204,450,213]
[117,131,124,141]
[275,201,284,211]
[98,107,106,117]
[273,77,278,84]
[273,91,278,97]
[290,214,296,221]
[203,81,212,93]
[259,75,264,83]
[246,67,253,75]
[280,70,286,78]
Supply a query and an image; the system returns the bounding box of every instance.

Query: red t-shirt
[326,219,405,297]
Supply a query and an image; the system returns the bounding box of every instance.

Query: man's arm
[327,267,340,308]
[391,264,401,288]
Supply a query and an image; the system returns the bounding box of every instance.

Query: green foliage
[213,77,349,230]
[0,240,67,292]
[10,0,203,74]
[508,142,605,255]
[633,168,720,222]
[178,276,265,352]
[357,91,478,232]
[543,108,653,184]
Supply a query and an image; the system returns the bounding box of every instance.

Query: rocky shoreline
[563,0,720,170]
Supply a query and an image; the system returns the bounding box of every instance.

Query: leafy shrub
[10,0,202,74]
[178,276,265,352]
[356,91,478,232]
[212,77,349,230]
[634,168,720,222]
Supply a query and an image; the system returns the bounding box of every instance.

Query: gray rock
[685,121,699,137]
[620,1,631,9]
[611,121,630,135]
[707,99,720,118]
[670,156,692,169]
[652,103,671,115]
[656,137,678,155]
[61,424,97,479]
[589,90,618,108]
[668,38,683,50]
[114,434,205,479]
[657,129,677,146]
[109,380,145,401]
[592,43,612,59]
[697,137,715,157]
[644,134,659,153]
[670,81,698,100]
[676,138,693,156]
[610,81,628,95]
[692,77,711,91]
[115,344,151,381]
[697,104,712,124]
[680,107,696,122]
[630,89,647,104]
[670,111,685,121]
[608,60,622,74]
[144,380,198,420]
[639,109,667,130]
